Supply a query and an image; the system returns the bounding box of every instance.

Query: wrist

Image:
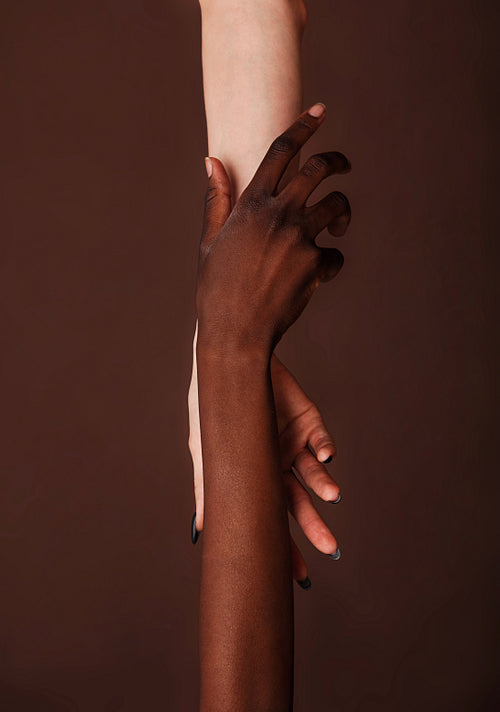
[196,324,272,373]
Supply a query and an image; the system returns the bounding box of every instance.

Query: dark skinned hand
[193,102,351,583]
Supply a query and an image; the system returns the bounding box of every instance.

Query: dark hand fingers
[281,151,351,206]
[304,191,351,239]
[246,102,327,196]
[289,533,310,587]
[200,156,233,253]
[292,447,340,503]
[284,469,339,556]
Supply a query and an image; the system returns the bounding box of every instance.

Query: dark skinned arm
[195,103,351,711]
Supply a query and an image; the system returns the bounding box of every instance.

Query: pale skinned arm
[188,0,348,586]
[199,0,306,200]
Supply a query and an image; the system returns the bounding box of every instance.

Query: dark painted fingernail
[328,493,342,504]
[191,511,200,545]
[328,547,341,560]
[323,455,333,463]
[297,576,312,590]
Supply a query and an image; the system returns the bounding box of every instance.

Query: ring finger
[304,190,351,239]
[283,469,339,556]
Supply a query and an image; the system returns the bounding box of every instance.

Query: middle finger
[281,151,351,207]
[293,446,340,503]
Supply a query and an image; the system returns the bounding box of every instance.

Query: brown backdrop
[1,1,498,710]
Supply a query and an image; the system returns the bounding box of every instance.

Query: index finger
[248,102,327,196]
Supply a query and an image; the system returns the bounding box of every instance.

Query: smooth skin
[189,0,349,585]
[197,103,351,711]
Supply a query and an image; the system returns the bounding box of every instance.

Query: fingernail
[322,454,333,464]
[191,511,200,545]
[307,102,326,118]
[328,493,342,504]
[328,547,341,560]
[297,576,312,590]
[204,156,212,179]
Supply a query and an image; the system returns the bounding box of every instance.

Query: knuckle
[312,152,332,170]
[267,212,288,233]
[238,188,268,213]
[269,133,295,156]
[331,190,348,205]
[204,185,218,206]
[303,513,324,535]
[295,117,315,131]
[326,191,350,220]
[301,154,326,177]
[310,424,328,441]
[302,151,349,178]
[316,438,336,456]
[266,200,292,232]
[302,460,322,478]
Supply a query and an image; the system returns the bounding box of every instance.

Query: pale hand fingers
[279,401,337,470]
[188,322,205,533]
[292,447,340,503]
[270,353,317,445]
[307,411,337,464]
[284,469,339,557]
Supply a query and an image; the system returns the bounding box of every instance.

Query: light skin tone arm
[196,104,351,711]
[189,0,350,586]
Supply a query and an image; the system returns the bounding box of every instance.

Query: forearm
[197,336,294,711]
[196,5,308,708]
[199,0,306,200]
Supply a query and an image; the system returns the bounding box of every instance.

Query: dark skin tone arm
[195,102,351,712]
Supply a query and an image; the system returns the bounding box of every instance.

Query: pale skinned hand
[189,103,351,584]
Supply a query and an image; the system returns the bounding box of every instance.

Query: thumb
[200,156,232,251]
[317,247,344,283]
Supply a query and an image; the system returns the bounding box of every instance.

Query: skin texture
[189,0,348,585]
[197,104,351,711]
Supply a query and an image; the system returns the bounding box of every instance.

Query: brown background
[1,0,499,710]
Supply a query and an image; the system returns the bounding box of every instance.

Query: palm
[188,321,340,584]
